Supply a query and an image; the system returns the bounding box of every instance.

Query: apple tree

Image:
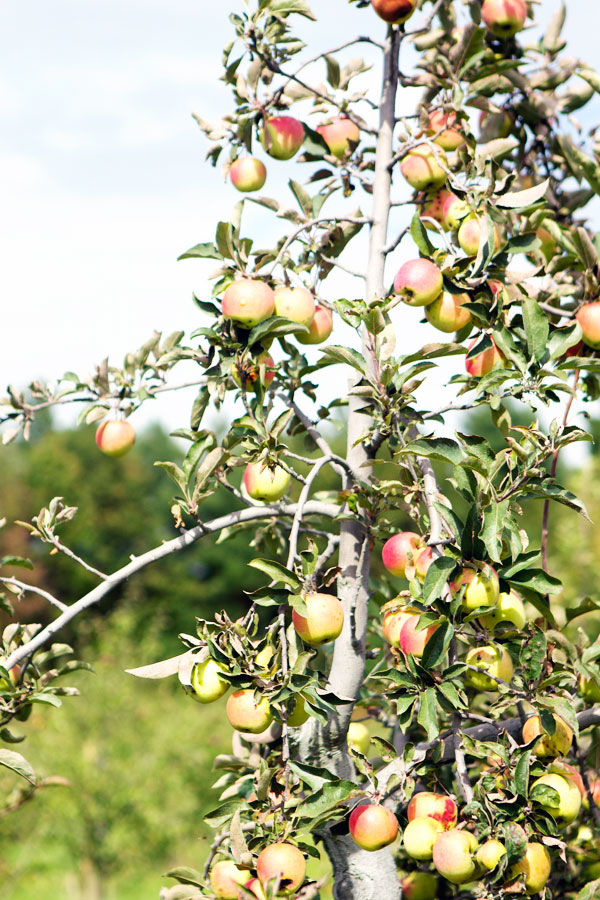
[4,0,600,898]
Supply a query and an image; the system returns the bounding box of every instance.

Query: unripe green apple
[286,695,309,727]
[222,279,275,328]
[273,285,315,327]
[480,590,526,630]
[442,193,470,230]
[256,842,306,893]
[465,337,505,377]
[522,713,573,758]
[348,721,370,755]
[481,0,527,38]
[426,110,465,151]
[243,462,291,502]
[317,117,360,159]
[370,0,417,24]
[399,612,439,659]
[400,871,438,900]
[401,144,448,192]
[382,531,426,577]
[425,291,472,333]
[190,658,229,703]
[509,842,551,895]
[450,565,499,612]
[393,259,443,307]
[210,860,248,899]
[531,773,582,824]
[403,816,443,861]
[476,838,506,870]
[229,157,267,193]
[432,829,478,884]
[576,302,600,349]
[232,352,275,389]
[464,644,513,692]
[407,791,458,830]
[296,304,333,345]
[292,592,344,646]
[96,420,136,457]
[226,689,273,734]
[260,116,305,160]
[578,675,600,703]
[349,803,399,851]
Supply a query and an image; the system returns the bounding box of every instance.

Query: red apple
[382,601,418,647]
[481,0,527,38]
[210,860,248,899]
[382,531,426,577]
[226,689,273,734]
[371,0,417,24]
[577,302,600,349]
[465,337,505,377]
[317,117,360,159]
[394,259,443,307]
[296,305,333,345]
[229,157,267,193]
[401,144,447,192]
[256,842,306,893]
[425,291,472,333]
[407,791,458,830]
[260,116,305,160]
[240,878,266,900]
[244,462,291,502]
[222,280,275,328]
[96,420,136,457]
[273,285,316,327]
[292,592,344,646]
[426,110,465,151]
[349,803,399,851]
[399,612,439,659]
[414,546,433,580]
[432,830,478,884]
[420,189,455,231]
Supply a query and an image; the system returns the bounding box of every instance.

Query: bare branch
[0,577,68,612]
[267,216,371,277]
[47,537,108,581]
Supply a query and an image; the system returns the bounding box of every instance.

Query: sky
[1,0,600,442]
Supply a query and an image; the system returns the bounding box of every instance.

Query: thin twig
[48,538,107,581]
[0,577,68,612]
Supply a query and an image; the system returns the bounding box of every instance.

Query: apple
[576,302,600,349]
[222,280,275,328]
[96,420,136,457]
[273,286,316,327]
[349,803,399,851]
[403,816,443,861]
[296,304,333,345]
[407,791,458,831]
[549,760,585,799]
[348,721,370,755]
[458,215,501,256]
[465,336,505,377]
[522,713,573,758]
[190,658,229,703]
[240,878,266,900]
[426,110,465,151]
[210,860,248,899]
[442,193,470,230]
[476,839,506,871]
[244,462,291,502]
[238,721,282,745]
[481,0,527,38]
[229,157,267,193]
[232,352,275,389]
[370,0,417,24]
[381,531,426,577]
[425,291,472,333]
[578,675,600,703]
[317,117,360,159]
[393,259,443,307]
[399,612,439,659]
[0,665,21,690]
[226,689,273,734]
[479,109,513,142]
[531,773,582,824]
[510,842,551,895]
[256,842,305,893]
[260,116,305,160]
[292,592,344,645]
[589,780,600,807]
[450,565,499,612]
[432,830,478,884]
[401,144,448,192]
[480,590,526,630]
[464,645,514,692]
[400,871,437,900]
[420,189,455,230]
[536,226,557,262]
[286,695,309,727]
[414,546,433,580]
[382,601,417,647]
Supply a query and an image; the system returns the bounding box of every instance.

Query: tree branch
[0,577,68,612]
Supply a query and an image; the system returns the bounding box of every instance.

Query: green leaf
[319,345,367,374]
[154,461,187,492]
[177,242,222,261]
[324,55,340,89]
[0,749,36,785]
[268,0,316,20]
[481,500,509,563]
[248,315,308,346]
[530,783,561,810]
[417,687,439,741]
[507,568,562,595]
[297,780,359,828]
[522,296,549,362]
[248,559,300,590]
[0,556,33,570]
[422,557,457,605]
[401,437,463,466]
[420,620,453,669]
[519,629,547,683]
[496,179,549,209]
[513,751,530,797]
[164,867,204,888]
[410,211,436,257]
[289,179,313,217]
[190,388,210,431]
[574,879,600,900]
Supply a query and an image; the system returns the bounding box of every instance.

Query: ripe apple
[420,189,455,230]
[403,816,443,861]
[381,531,426,577]
[296,304,333,345]
[260,116,304,160]
[414,546,433,580]
[549,760,585,799]
[450,565,499,612]
[210,860,248,899]
[96,420,136,457]
[317,117,360,159]
[400,871,437,900]
[286,695,309,727]
[273,285,316,327]
[531,773,582,824]
[190,658,229,703]
[481,0,527,38]
[426,110,465,151]
[370,0,417,24]
[407,791,458,831]
[244,462,291,502]
[399,613,439,659]
[464,644,514,692]
[425,291,472,333]
[348,721,370,755]
[382,601,418,647]
[480,589,526,630]
[232,352,275,389]
[432,829,478,884]
[476,839,506,871]
[458,215,501,256]
[349,803,399,851]
[401,144,448,192]
[510,842,551,895]
[222,280,275,328]
[229,157,267,193]
[576,302,600,349]
[393,259,443,307]
[226,689,273,734]
[465,337,505,377]
[442,193,470,230]
[522,713,573,758]
[241,877,267,900]
[479,109,513,142]
[589,780,600,807]
[292,592,344,646]
[256,842,306,893]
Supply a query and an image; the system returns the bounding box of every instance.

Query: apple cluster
[209,842,306,899]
